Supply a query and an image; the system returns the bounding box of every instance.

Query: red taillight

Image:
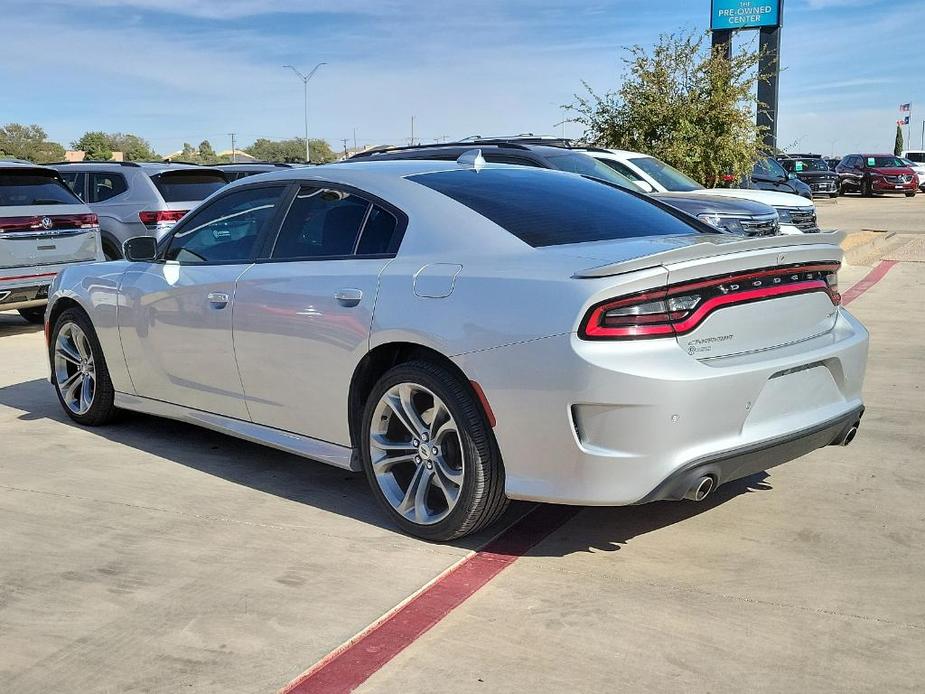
[721,174,737,183]
[579,263,841,340]
[139,210,187,225]
[0,213,98,232]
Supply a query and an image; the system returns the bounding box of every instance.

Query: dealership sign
[711,0,781,30]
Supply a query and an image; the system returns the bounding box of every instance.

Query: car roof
[48,161,211,173]
[0,161,60,176]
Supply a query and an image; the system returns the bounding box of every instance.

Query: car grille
[779,207,819,232]
[885,174,913,184]
[810,180,837,191]
[739,214,780,237]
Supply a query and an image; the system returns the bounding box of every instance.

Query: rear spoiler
[572,230,845,279]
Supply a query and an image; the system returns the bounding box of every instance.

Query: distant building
[218,149,257,162]
[64,150,124,162]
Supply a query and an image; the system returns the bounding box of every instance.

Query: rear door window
[272,187,370,259]
[0,171,83,206]
[153,171,227,202]
[356,205,404,255]
[88,172,128,202]
[60,172,86,200]
[409,167,698,247]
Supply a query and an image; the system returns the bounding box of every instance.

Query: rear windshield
[152,171,227,202]
[629,157,703,192]
[784,158,830,172]
[409,167,699,247]
[0,172,83,206]
[906,152,925,163]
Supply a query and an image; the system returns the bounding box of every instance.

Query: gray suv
[51,162,227,259]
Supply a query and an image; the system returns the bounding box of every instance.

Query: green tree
[244,137,336,163]
[894,124,904,156]
[180,142,197,161]
[107,132,158,161]
[72,131,113,160]
[569,30,768,187]
[199,139,216,162]
[0,123,66,163]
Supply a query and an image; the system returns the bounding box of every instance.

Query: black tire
[906,192,916,198]
[18,307,46,324]
[360,360,508,541]
[49,308,118,426]
[861,178,873,197]
[829,192,839,199]
[102,243,121,261]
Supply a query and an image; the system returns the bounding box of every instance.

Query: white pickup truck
[1,162,104,323]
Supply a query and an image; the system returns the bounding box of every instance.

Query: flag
[902,115,910,125]
[900,103,911,112]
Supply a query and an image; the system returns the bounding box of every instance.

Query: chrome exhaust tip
[840,424,859,446]
[684,475,715,502]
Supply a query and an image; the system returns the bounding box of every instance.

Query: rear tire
[18,307,46,324]
[360,360,508,541]
[50,308,118,426]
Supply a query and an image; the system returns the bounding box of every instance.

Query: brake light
[139,210,187,225]
[0,213,99,232]
[580,263,841,340]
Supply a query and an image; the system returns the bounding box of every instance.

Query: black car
[734,157,813,200]
[349,141,781,236]
[780,157,840,198]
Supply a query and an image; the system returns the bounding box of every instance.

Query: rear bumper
[636,405,864,503]
[456,308,869,506]
[0,270,57,311]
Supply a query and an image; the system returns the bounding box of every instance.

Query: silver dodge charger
[44,157,869,540]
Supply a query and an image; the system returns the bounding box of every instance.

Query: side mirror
[635,180,655,193]
[123,236,158,262]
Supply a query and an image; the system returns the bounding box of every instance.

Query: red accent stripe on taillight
[0,271,58,283]
[0,213,98,232]
[139,210,187,225]
[580,263,841,340]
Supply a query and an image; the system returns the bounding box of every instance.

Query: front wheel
[50,308,118,426]
[18,307,46,324]
[360,361,508,541]
[861,179,873,197]
[906,192,916,198]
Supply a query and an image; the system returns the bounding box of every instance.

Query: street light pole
[283,62,327,163]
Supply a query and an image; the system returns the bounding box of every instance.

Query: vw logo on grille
[40,216,53,230]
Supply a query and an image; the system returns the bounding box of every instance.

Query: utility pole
[341,138,349,158]
[410,116,415,146]
[283,62,327,163]
[228,133,236,162]
[921,120,924,150]
[353,127,357,151]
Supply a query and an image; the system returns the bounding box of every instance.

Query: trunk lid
[1,204,102,269]
[559,233,843,358]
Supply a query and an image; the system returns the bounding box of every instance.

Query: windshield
[153,171,227,202]
[544,152,642,191]
[864,156,907,168]
[0,172,83,206]
[409,167,699,248]
[628,157,703,191]
[785,158,831,173]
[755,157,788,178]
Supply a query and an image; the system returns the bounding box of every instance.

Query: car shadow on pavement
[0,314,44,337]
[0,377,768,554]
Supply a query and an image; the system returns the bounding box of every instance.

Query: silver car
[52,162,228,260]
[44,158,869,540]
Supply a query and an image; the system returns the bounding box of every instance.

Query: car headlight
[776,208,793,223]
[696,213,746,235]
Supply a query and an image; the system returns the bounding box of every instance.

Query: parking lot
[1,208,923,692]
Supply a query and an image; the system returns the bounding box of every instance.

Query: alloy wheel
[369,382,465,525]
[54,322,96,415]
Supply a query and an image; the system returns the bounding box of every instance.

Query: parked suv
[582,148,820,234]
[51,162,228,259]
[214,162,295,182]
[1,162,103,322]
[737,157,813,199]
[349,141,782,237]
[835,155,918,197]
[900,158,925,191]
[779,157,839,198]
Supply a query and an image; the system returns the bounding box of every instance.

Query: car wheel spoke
[371,452,417,474]
[396,464,427,518]
[56,340,81,366]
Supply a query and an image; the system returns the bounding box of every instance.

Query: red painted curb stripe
[281,504,578,694]
[841,260,898,306]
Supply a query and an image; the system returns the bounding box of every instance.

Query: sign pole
[711,29,732,60]
[757,24,781,152]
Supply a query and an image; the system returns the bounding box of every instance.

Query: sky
[1,0,922,157]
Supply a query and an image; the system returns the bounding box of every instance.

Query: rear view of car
[52,162,228,259]
[0,162,103,322]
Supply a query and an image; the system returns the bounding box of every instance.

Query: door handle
[207,292,230,308]
[334,288,363,307]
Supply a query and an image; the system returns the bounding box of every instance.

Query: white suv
[588,149,821,235]
[1,162,103,323]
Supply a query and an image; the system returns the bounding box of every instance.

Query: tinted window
[409,168,699,248]
[544,152,636,189]
[0,172,83,206]
[356,205,402,255]
[598,158,644,181]
[60,172,86,200]
[273,188,369,259]
[482,154,542,167]
[153,171,227,202]
[906,152,925,163]
[89,172,128,202]
[862,156,906,168]
[628,156,703,191]
[753,157,787,179]
[166,186,284,263]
